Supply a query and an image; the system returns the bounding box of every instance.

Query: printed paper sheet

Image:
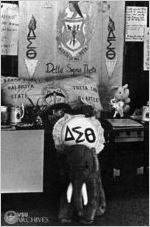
[125,7,147,42]
[1,3,19,55]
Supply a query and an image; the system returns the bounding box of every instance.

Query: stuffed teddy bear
[110,84,131,118]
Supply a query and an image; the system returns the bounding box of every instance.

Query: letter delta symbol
[65,126,75,141]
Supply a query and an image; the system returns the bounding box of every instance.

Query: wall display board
[19,0,125,110]
[1,3,19,55]
[125,6,147,42]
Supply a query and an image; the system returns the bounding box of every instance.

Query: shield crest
[61,18,85,52]
[57,1,94,60]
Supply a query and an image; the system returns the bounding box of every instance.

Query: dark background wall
[123,1,149,113]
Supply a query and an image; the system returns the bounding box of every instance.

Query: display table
[1,129,44,193]
[106,118,144,142]
[1,119,148,193]
[100,118,148,183]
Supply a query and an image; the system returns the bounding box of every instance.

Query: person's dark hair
[46,103,72,115]
[72,104,94,117]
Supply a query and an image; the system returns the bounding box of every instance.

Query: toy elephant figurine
[58,144,106,224]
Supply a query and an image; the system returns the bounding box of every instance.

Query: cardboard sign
[125,7,147,41]
[1,75,103,113]
[1,3,19,55]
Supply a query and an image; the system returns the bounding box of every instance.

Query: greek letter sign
[53,114,105,154]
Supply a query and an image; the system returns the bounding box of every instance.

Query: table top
[100,118,149,134]
[106,118,143,130]
[1,124,44,131]
[1,118,148,133]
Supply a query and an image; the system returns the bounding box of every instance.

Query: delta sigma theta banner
[19,1,125,110]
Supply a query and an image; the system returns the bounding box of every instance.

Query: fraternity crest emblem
[42,86,68,105]
[56,1,93,61]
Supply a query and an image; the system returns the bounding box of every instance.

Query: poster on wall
[19,0,125,110]
[144,27,149,71]
[1,3,19,55]
[125,7,147,42]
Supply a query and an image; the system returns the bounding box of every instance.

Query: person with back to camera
[52,103,106,224]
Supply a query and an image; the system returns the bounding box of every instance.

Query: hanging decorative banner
[125,7,147,42]
[106,16,116,60]
[24,14,38,78]
[105,15,117,78]
[105,57,117,78]
[19,1,125,111]
[1,3,19,55]
[26,15,37,60]
[144,27,149,71]
[25,59,38,78]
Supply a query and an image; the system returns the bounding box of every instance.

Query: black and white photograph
[1,0,149,226]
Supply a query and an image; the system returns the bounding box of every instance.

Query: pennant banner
[25,59,38,78]
[105,57,117,78]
